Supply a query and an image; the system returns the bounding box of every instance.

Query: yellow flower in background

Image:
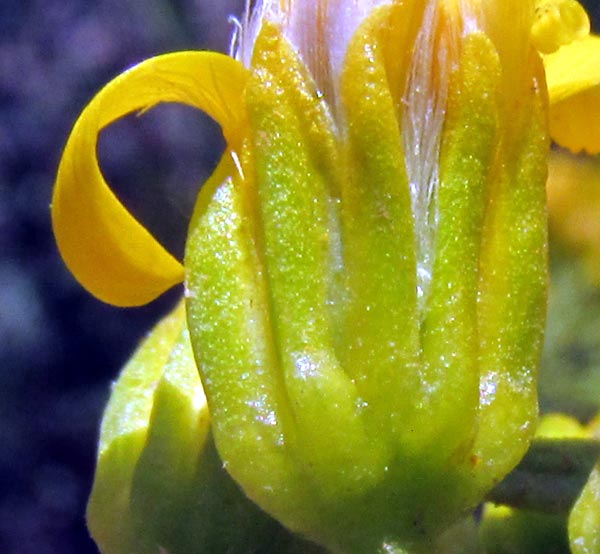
[545,33,600,154]
[51,0,600,552]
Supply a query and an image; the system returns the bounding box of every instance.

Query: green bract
[570,463,600,553]
[88,302,316,554]
[185,3,548,551]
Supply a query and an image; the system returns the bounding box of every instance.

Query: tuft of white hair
[402,0,480,311]
[230,0,389,111]
[230,0,275,67]
[402,0,448,310]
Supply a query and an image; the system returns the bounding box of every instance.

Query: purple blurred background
[2,2,600,554]
[1,2,241,553]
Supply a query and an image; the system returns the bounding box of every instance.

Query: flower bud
[185,1,549,550]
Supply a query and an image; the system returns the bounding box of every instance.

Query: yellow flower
[51,0,600,552]
[544,33,600,154]
[51,52,247,305]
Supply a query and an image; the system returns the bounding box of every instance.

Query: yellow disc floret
[532,0,590,54]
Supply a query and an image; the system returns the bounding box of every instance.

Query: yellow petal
[545,36,600,103]
[52,51,248,306]
[545,35,600,153]
[549,84,600,154]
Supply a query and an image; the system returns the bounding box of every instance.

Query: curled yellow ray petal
[52,51,248,306]
[545,35,600,103]
[545,35,600,153]
[549,85,600,154]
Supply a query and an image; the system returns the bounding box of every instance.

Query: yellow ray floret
[52,51,248,306]
[545,35,600,154]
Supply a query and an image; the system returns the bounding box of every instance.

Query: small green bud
[87,302,309,554]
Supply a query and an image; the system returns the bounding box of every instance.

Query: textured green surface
[569,462,600,553]
[468,48,549,498]
[88,301,318,554]
[184,5,550,551]
[87,302,185,554]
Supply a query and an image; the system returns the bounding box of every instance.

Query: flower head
[52,0,600,552]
